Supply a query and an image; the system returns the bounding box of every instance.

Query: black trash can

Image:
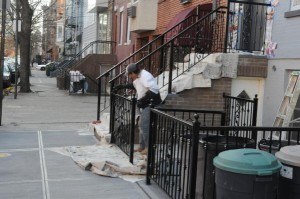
[275,145,300,199]
[213,149,282,199]
[194,135,256,199]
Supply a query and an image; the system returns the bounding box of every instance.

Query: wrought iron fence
[223,93,258,127]
[110,93,136,163]
[147,109,300,199]
[157,107,225,126]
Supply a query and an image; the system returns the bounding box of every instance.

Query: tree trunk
[19,0,33,92]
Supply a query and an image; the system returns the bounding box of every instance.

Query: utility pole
[0,0,7,125]
[14,0,20,99]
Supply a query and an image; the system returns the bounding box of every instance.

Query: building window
[125,16,131,44]
[291,0,300,10]
[84,1,96,28]
[119,12,124,44]
[57,25,63,42]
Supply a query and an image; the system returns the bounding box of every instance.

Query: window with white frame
[291,0,300,10]
[84,1,96,28]
[125,16,131,44]
[57,25,63,42]
[119,12,124,44]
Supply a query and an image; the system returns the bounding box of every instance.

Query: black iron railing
[147,109,300,199]
[110,6,228,95]
[110,93,136,163]
[157,107,226,126]
[96,1,270,120]
[223,93,258,127]
[96,5,213,120]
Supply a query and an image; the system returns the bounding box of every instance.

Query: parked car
[6,62,20,84]
[36,64,46,71]
[3,64,12,89]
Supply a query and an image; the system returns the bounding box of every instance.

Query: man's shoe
[140,148,148,155]
[134,148,143,152]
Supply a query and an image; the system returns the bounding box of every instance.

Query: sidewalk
[1,69,170,199]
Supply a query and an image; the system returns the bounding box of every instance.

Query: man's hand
[113,83,135,93]
[113,85,124,92]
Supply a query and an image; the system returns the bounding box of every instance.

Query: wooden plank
[274,71,300,127]
[286,75,298,95]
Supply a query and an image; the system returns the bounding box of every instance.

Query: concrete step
[89,113,111,144]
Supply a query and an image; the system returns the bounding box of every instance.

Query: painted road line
[0,148,38,153]
[0,179,42,185]
[38,130,50,199]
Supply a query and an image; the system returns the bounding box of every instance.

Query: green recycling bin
[275,145,300,199]
[213,149,282,199]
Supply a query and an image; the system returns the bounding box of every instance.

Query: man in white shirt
[114,63,162,155]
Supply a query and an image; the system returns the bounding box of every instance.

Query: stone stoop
[89,113,111,144]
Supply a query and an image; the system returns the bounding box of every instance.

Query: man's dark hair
[126,63,141,75]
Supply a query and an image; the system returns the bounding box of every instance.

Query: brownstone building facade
[112,0,268,114]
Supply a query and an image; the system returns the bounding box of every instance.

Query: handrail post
[220,112,226,135]
[168,41,174,94]
[97,77,101,120]
[221,112,226,126]
[110,81,116,143]
[148,44,152,72]
[188,114,200,199]
[159,35,165,73]
[252,94,258,126]
[130,97,137,163]
[146,101,156,185]
[252,94,258,141]
[224,3,230,53]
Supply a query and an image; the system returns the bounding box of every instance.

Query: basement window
[284,0,300,18]
[291,0,300,10]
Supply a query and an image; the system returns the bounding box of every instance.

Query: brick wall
[114,0,137,61]
[156,0,212,35]
[113,0,231,63]
[164,78,232,110]
[237,55,268,77]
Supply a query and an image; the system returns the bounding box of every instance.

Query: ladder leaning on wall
[273,71,300,139]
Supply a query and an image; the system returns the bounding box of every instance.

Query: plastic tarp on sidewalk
[66,144,146,182]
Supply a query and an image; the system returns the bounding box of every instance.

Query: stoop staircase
[95,1,270,161]
[96,5,225,118]
[53,40,117,92]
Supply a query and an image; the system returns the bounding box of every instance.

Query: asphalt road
[0,69,169,199]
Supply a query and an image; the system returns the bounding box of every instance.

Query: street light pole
[14,0,20,99]
[0,0,7,125]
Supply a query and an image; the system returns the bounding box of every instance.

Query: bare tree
[18,1,32,92]
[18,0,43,92]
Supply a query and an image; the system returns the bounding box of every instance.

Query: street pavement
[0,69,169,199]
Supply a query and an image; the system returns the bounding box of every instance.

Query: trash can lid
[213,149,282,176]
[275,145,300,167]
